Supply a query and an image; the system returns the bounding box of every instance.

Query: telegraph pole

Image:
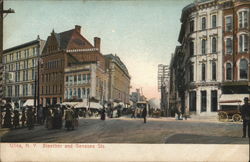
[0,0,14,128]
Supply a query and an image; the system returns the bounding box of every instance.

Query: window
[190,20,194,32]
[201,91,207,112]
[239,59,248,79]
[24,49,29,58]
[212,37,217,53]
[74,75,77,83]
[211,90,217,112]
[73,88,76,96]
[212,15,217,28]
[23,84,28,96]
[239,11,248,29]
[32,69,35,80]
[8,86,12,97]
[78,74,81,83]
[202,39,206,55]
[225,16,232,31]
[189,91,196,111]
[66,76,69,83]
[226,63,232,80]
[190,64,194,82]
[87,88,90,95]
[82,88,86,97]
[189,41,194,56]
[32,83,35,96]
[239,34,248,52]
[33,47,38,56]
[212,62,216,81]
[78,88,81,98]
[226,38,233,54]
[15,71,20,82]
[15,85,19,97]
[201,63,206,81]
[201,17,206,30]
[69,89,72,99]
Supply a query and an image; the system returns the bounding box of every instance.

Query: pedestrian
[240,97,250,138]
[131,108,135,118]
[37,106,43,125]
[74,108,79,128]
[142,106,147,124]
[100,107,106,120]
[65,107,74,130]
[46,108,53,129]
[21,108,26,127]
[27,106,34,130]
[3,104,12,128]
[13,109,20,129]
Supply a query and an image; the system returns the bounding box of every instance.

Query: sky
[4,0,193,99]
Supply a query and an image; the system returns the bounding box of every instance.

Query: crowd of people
[1,103,80,131]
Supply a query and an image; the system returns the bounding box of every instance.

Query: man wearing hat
[240,97,250,138]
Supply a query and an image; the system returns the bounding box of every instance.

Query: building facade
[64,62,108,104]
[3,37,45,107]
[40,25,107,106]
[170,0,250,116]
[105,54,131,106]
[219,0,250,109]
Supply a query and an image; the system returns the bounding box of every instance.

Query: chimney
[94,37,101,52]
[75,25,81,33]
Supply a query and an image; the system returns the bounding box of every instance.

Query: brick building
[40,25,107,106]
[219,0,250,109]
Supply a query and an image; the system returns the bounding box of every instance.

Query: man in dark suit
[240,97,250,138]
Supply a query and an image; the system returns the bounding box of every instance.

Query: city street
[0,117,248,144]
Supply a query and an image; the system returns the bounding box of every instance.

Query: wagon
[217,109,242,122]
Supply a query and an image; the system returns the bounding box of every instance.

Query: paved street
[0,117,249,144]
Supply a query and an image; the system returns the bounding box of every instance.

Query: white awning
[89,102,102,109]
[219,94,248,106]
[23,99,36,107]
[61,101,102,109]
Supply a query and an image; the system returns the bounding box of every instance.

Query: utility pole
[0,0,14,128]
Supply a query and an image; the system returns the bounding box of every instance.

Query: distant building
[3,36,45,107]
[105,54,131,106]
[40,25,107,106]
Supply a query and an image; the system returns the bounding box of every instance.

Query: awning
[219,94,248,106]
[23,99,37,107]
[89,102,102,109]
[62,101,102,109]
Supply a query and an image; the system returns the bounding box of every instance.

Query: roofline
[3,39,44,54]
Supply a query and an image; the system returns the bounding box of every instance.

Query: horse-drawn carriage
[217,109,242,122]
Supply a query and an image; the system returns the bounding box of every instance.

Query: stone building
[64,61,108,104]
[3,36,45,107]
[40,25,107,106]
[169,0,250,117]
[105,54,131,106]
[219,0,250,109]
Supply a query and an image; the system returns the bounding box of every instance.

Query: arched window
[226,63,232,80]
[239,59,248,79]
[212,37,217,53]
[239,34,248,52]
